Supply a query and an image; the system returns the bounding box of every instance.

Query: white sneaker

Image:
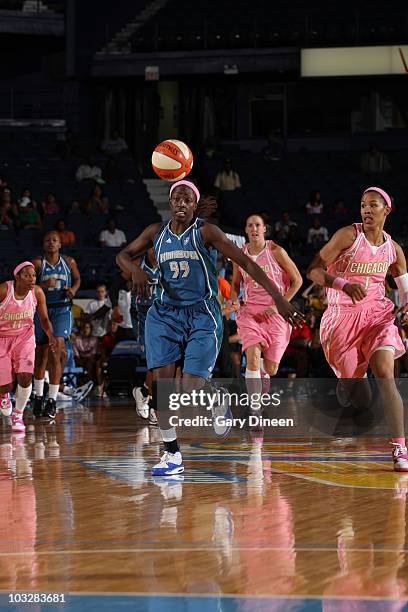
[0,393,12,417]
[392,443,408,472]
[72,381,94,403]
[56,391,74,403]
[132,387,149,419]
[151,451,184,476]
[211,387,232,437]
[148,407,158,425]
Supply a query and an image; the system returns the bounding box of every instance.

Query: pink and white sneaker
[11,412,25,433]
[0,393,12,417]
[391,443,408,472]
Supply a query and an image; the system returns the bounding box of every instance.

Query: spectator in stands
[1,190,18,226]
[18,197,42,229]
[274,211,297,240]
[0,204,13,230]
[84,184,109,216]
[75,157,104,183]
[214,159,241,192]
[40,192,59,216]
[99,218,126,248]
[84,284,112,338]
[280,311,316,378]
[307,216,328,249]
[302,283,327,316]
[306,190,324,215]
[285,224,305,258]
[361,144,391,174]
[21,188,37,210]
[101,130,128,156]
[101,320,119,360]
[67,199,81,215]
[109,271,134,341]
[56,219,76,247]
[332,198,349,216]
[72,322,105,396]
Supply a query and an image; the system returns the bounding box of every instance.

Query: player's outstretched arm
[307,225,366,303]
[116,223,161,297]
[34,286,57,350]
[202,223,302,325]
[230,263,242,308]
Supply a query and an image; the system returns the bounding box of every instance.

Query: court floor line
[1,545,407,556]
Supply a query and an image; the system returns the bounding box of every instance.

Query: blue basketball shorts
[145,299,223,379]
[35,305,72,343]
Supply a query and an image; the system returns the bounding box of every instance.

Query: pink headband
[169,180,200,202]
[363,186,392,209]
[13,261,34,277]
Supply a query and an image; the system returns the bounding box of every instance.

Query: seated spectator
[109,271,134,341]
[56,219,76,247]
[20,188,38,211]
[101,320,119,361]
[214,159,241,192]
[67,199,81,215]
[75,157,104,183]
[332,198,349,216]
[302,282,327,315]
[307,217,328,249]
[361,144,391,174]
[0,204,13,230]
[99,218,126,248]
[306,190,324,215]
[18,197,42,229]
[101,131,128,156]
[72,322,105,397]
[280,313,315,378]
[274,211,297,240]
[41,192,60,216]
[84,184,109,215]
[286,225,305,257]
[84,284,112,338]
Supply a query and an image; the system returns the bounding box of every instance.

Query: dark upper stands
[130,0,408,52]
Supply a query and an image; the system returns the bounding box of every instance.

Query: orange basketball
[151,139,193,182]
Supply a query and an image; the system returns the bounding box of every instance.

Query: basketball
[151,139,193,182]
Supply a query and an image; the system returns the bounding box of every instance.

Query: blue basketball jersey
[38,256,72,306]
[154,218,218,306]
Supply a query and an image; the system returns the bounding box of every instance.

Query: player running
[307,186,408,472]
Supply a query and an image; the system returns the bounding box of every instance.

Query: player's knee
[374,366,394,379]
[265,362,279,376]
[16,373,32,387]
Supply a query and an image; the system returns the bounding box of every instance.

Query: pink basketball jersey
[326,223,396,308]
[240,240,290,306]
[0,281,37,336]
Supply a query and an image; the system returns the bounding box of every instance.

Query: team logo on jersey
[166,238,172,243]
[183,237,190,245]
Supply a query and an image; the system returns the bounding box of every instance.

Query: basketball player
[32,232,81,420]
[131,247,159,424]
[230,214,302,392]
[117,179,302,476]
[0,262,56,432]
[307,187,408,471]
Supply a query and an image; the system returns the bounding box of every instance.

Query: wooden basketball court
[1,400,407,611]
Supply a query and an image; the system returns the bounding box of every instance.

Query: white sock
[34,378,44,398]
[48,384,59,401]
[160,427,177,442]
[245,368,262,397]
[15,384,32,414]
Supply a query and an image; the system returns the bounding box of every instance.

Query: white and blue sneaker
[72,381,94,403]
[211,387,232,438]
[151,451,184,476]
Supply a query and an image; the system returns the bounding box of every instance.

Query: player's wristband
[332,277,348,292]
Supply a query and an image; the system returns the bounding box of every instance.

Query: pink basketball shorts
[320,301,405,378]
[236,303,291,364]
[0,327,35,386]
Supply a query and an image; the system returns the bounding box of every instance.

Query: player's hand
[111,306,123,324]
[343,282,367,303]
[64,287,76,300]
[131,267,150,298]
[274,296,304,327]
[227,299,240,313]
[48,335,58,352]
[397,304,408,326]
